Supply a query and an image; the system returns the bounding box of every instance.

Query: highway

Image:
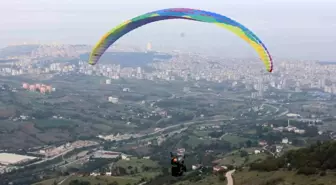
[225,170,235,185]
[27,143,98,167]
[58,175,72,185]
[143,116,232,137]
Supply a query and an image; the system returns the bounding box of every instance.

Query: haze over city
[1,0,336,60]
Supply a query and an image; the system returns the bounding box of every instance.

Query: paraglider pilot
[170,152,187,176]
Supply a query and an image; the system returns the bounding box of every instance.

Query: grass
[131,171,161,179]
[35,158,161,185]
[34,119,77,130]
[216,150,269,167]
[245,153,268,164]
[115,157,159,173]
[217,154,245,167]
[220,135,248,145]
[193,130,212,137]
[234,169,336,185]
[185,135,212,148]
[171,174,227,185]
[245,129,257,135]
[34,175,140,185]
[283,144,302,152]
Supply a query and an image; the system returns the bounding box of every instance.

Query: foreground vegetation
[250,141,336,175]
[234,169,336,185]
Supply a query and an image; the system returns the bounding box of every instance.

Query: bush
[261,177,284,185]
[319,171,326,176]
[297,167,317,175]
[218,174,226,181]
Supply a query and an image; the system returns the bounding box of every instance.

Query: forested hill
[250,141,336,175]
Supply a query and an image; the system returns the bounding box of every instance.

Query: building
[106,79,111,84]
[254,150,261,154]
[29,85,36,91]
[122,154,131,160]
[22,83,29,89]
[275,145,283,153]
[294,129,305,134]
[106,172,112,176]
[92,150,121,159]
[40,87,46,94]
[176,148,185,156]
[213,166,227,173]
[108,96,119,103]
[122,88,130,92]
[90,172,99,176]
[46,86,52,92]
[146,42,152,51]
[192,164,202,170]
[282,138,289,144]
[259,140,267,146]
[286,113,300,118]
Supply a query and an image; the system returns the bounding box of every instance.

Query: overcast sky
[1,0,335,60]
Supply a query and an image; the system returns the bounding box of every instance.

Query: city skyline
[1,0,336,60]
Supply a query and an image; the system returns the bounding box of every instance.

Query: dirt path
[225,170,235,185]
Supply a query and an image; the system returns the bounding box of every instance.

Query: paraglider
[89,8,273,72]
[170,152,187,176]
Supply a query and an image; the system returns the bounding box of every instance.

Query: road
[275,108,289,118]
[58,174,73,185]
[27,143,98,167]
[142,116,232,137]
[261,103,279,112]
[225,170,235,185]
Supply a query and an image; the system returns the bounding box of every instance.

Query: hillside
[234,169,336,185]
[250,141,336,174]
[34,141,336,185]
[0,45,39,58]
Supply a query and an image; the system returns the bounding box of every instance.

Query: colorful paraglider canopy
[89,8,273,72]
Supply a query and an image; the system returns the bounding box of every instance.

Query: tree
[240,150,248,157]
[162,167,169,175]
[227,165,234,170]
[245,140,252,148]
[218,174,226,181]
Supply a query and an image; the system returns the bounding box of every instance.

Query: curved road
[225,170,235,185]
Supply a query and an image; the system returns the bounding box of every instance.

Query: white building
[254,150,261,154]
[90,172,99,176]
[122,154,131,160]
[92,150,120,159]
[286,113,300,118]
[294,129,305,134]
[106,172,112,176]
[106,79,111,84]
[282,138,289,144]
[192,164,202,170]
[108,96,119,103]
[276,145,283,153]
[122,88,130,92]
